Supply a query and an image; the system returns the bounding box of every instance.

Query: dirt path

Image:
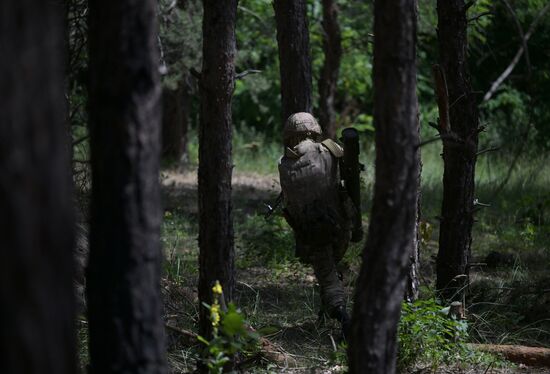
[161,169,280,214]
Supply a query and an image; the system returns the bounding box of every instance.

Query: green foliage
[183,125,282,174]
[236,214,295,267]
[398,299,510,371]
[398,299,469,371]
[199,288,260,374]
[481,86,532,150]
[311,299,505,372]
[329,341,348,369]
[158,0,202,89]
[473,1,550,150]
[233,0,282,135]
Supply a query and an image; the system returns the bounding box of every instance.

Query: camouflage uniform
[278,113,353,322]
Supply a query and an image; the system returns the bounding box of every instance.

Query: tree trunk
[0,2,76,373]
[274,0,313,127]
[435,0,479,302]
[162,78,190,164]
[198,0,237,340]
[405,178,421,303]
[86,1,167,373]
[348,1,419,373]
[318,0,342,140]
[406,72,422,303]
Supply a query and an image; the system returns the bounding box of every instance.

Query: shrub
[398,299,469,371]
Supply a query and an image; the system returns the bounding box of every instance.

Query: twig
[482,360,495,374]
[428,121,439,131]
[417,136,441,149]
[476,147,500,156]
[465,0,477,10]
[235,69,262,80]
[476,125,487,134]
[165,323,197,340]
[328,334,337,352]
[72,135,89,147]
[474,198,491,207]
[468,11,492,23]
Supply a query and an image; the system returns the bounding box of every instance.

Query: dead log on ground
[471,343,550,367]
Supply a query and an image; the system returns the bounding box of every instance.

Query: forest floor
[157,167,550,374]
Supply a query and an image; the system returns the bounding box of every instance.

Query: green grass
[185,126,283,175]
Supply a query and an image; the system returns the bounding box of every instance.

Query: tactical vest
[278,139,349,245]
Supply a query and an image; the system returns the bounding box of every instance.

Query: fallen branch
[471,344,550,367]
[165,323,197,346]
[165,323,296,368]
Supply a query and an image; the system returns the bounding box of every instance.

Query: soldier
[278,112,361,336]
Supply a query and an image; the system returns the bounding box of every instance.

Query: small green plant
[329,341,348,370]
[398,299,469,371]
[198,281,260,374]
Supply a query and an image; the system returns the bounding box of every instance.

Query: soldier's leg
[312,250,350,339]
[311,247,346,316]
[332,229,351,265]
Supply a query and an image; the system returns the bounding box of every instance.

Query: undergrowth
[74,131,550,372]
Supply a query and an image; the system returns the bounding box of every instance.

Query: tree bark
[318,0,342,140]
[86,1,167,373]
[0,2,76,373]
[198,0,237,340]
[406,61,422,303]
[162,78,190,163]
[274,0,313,127]
[348,1,419,373]
[435,0,479,302]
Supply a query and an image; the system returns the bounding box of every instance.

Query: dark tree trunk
[318,0,342,140]
[274,0,313,127]
[406,78,422,303]
[0,2,76,373]
[435,0,479,302]
[198,0,237,340]
[86,1,167,373]
[348,1,419,373]
[162,78,190,163]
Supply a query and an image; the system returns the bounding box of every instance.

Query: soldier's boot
[329,305,350,340]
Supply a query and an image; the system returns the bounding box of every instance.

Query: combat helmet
[283,112,322,147]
